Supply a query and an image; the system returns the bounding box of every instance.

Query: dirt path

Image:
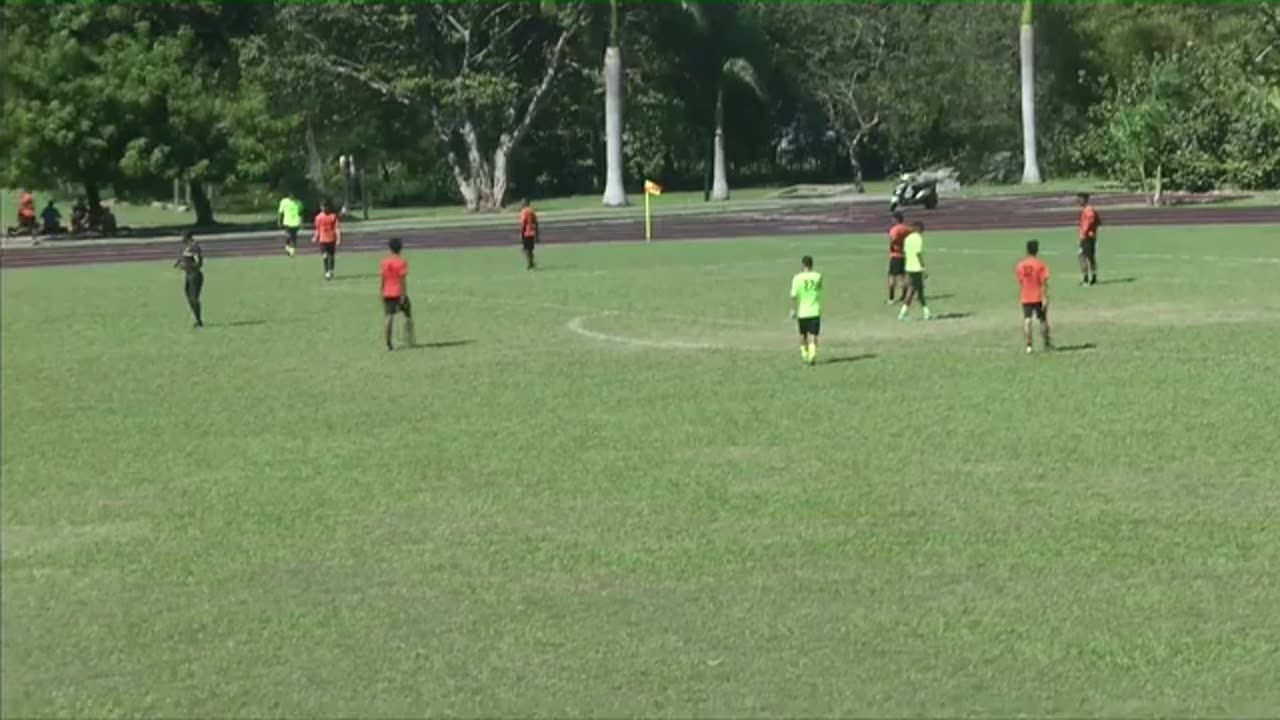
[3,193,1277,270]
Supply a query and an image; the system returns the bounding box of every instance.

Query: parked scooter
[889,173,939,212]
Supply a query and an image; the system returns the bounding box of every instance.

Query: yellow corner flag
[643,180,662,242]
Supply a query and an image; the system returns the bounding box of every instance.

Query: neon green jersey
[791,270,823,319]
[278,197,303,228]
[904,232,925,272]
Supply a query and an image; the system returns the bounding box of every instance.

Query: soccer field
[3,224,1279,717]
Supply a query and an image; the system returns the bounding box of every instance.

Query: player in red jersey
[1015,239,1052,353]
[380,237,415,351]
[1077,193,1101,286]
[886,211,911,303]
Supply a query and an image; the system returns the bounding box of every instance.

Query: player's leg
[185,273,204,327]
[1079,243,1090,285]
[1040,307,1052,349]
[1024,301,1034,348]
[797,321,810,362]
[808,318,820,365]
[899,274,916,319]
[917,277,931,320]
[285,227,297,257]
[401,297,416,347]
[522,237,536,270]
[1087,243,1098,285]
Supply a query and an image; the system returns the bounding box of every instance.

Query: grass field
[4,222,1280,717]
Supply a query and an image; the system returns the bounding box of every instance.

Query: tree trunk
[1019,1,1043,184]
[84,181,101,214]
[710,84,730,201]
[304,116,328,199]
[1152,162,1164,206]
[491,142,512,210]
[190,180,215,226]
[846,140,866,193]
[601,45,628,207]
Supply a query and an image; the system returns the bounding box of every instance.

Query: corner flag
[644,180,663,242]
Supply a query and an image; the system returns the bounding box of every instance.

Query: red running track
[3,193,1277,270]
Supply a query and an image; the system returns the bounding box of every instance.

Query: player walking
[519,199,539,270]
[278,191,304,257]
[312,200,341,280]
[380,238,415,351]
[789,255,823,366]
[898,221,932,321]
[887,211,910,304]
[1077,192,1101,286]
[1016,239,1053,353]
[174,230,205,327]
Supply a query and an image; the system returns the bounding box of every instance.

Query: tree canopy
[4,1,1277,221]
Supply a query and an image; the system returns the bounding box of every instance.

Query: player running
[1016,239,1053,353]
[174,230,205,327]
[312,200,341,280]
[1077,192,1101,286]
[887,211,910,303]
[519,199,539,270]
[789,255,823,366]
[898,221,932,321]
[380,237,415,351]
[278,191,304,257]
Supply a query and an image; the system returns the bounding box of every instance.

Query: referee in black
[175,230,205,327]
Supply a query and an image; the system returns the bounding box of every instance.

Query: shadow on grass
[825,353,877,365]
[930,293,956,301]
[401,340,475,351]
[931,312,973,321]
[205,319,267,328]
[329,273,381,282]
[1095,277,1137,285]
[1054,343,1097,352]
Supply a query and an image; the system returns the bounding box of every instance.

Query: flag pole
[644,189,652,243]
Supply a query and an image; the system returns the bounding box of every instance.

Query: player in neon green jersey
[278,191,304,257]
[899,220,933,321]
[789,255,823,365]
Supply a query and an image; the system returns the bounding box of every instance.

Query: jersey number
[802,279,819,291]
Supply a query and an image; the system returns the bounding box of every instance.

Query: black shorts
[797,316,821,336]
[1022,302,1048,320]
[888,257,906,276]
[521,236,536,252]
[285,226,299,241]
[908,272,926,291]
[319,241,336,257]
[1079,238,1097,260]
[383,296,411,316]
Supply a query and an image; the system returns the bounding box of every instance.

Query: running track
[3,193,1277,269]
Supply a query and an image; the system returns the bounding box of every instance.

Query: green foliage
[5,2,1279,208]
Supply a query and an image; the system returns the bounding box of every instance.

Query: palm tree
[1019,0,1043,184]
[680,2,766,202]
[710,57,765,201]
[601,0,627,206]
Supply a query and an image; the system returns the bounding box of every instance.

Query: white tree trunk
[304,116,328,196]
[1019,21,1043,184]
[710,126,729,201]
[602,46,628,207]
[492,142,512,210]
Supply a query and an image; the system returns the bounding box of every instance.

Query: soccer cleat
[1026,345,1033,354]
[285,245,296,258]
[898,307,909,321]
[923,308,933,320]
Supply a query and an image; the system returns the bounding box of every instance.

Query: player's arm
[335,219,342,246]
[311,219,319,243]
[788,279,799,319]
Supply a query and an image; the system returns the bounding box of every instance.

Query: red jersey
[314,211,339,244]
[519,206,537,239]
[1079,206,1099,241]
[1016,256,1050,304]
[887,223,911,258]
[380,255,408,298]
[18,193,34,219]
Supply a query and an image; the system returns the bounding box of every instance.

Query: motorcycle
[889,176,939,212]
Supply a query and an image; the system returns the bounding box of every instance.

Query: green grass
[4,222,1280,717]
